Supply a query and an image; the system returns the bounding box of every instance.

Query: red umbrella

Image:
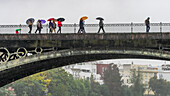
[47,18,55,21]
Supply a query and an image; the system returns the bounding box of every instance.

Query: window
[102,67,105,73]
[149,73,152,77]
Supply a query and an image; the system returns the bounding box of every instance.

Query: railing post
[19,24,21,34]
[160,22,162,33]
[46,24,48,34]
[74,23,76,33]
[131,22,133,33]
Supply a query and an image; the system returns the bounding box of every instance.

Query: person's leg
[102,27,105,33]
[78,28,81,33]
[83,27,85,33]
[98,27,101,33]
[28,26,32,33]
[54,28,56,33]
[38,28,41,34]
[59,27,61,33]
[57,28,59,33]
[146,26,148,33]
[49,28,51,33]
[148,26,150,32]
[35,28,38,33]
[146,26,150,33]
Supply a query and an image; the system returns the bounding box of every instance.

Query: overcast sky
[100,59,170,66]
[0,0,170,25]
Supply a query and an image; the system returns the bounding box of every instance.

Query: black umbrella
[96,17,104,20]
[56,18,65,22]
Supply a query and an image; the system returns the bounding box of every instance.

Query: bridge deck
[0,33,170,40]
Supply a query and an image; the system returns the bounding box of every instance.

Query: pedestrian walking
[52,20,56,33]
[145,17,150,33]
[78,18,86,33]
[28,20,33,34]
[49,20,53,33]
[78,18,84,33]
[57,20,62,34]
[98,20,105,33]
[35,20,43,34]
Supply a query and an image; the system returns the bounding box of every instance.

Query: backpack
[145,19,147,24]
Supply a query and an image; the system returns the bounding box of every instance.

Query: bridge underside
[0,49,170,87]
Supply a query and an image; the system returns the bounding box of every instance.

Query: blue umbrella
[40,19,46,24]
[26,18,35,24]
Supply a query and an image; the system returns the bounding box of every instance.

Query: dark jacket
[79,19,83,28]
[99,20,104,27]
[145,20,150,26]
[49,22,53,28]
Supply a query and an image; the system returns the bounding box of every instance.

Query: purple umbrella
[40,20,46,24]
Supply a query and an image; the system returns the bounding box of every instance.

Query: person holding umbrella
[48,18,55,33]
[35,20,43,34]
[96,17,105,33]
[55,18,65,34]
[49,20,53,33]
[52,20,56,33]
[57,20,62,33]
[78,18,83,33]
[78,16,88,33]
[26,18,34,34]
[28,20,33,34]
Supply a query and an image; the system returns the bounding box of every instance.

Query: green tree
[131,69,145,96]
[121,85,134,96]
[103,64,122,96]
[0,86,15,96]
[13,80,44,96]
[149,76,170,96]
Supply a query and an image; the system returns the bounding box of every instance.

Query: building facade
[63,62,101,83]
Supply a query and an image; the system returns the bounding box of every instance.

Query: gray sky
[0,0,170,24]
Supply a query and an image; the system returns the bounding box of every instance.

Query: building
[63,62,101,83]
[157,64,170,81]
[116,63,158,95]
[64,61,159,95]
[119,64,133,86]
[96,64,110,80]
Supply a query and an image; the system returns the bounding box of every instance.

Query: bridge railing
[0,23,170,34]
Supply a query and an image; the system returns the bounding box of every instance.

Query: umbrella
[16,29,21,31]
[47,18,55,21]
[40,19,46,24]
[26,18,35,24]
[81,16,88,21]
[96,17,104,20]
[56,18,65,22]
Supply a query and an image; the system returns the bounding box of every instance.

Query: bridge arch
[0,48,170,87]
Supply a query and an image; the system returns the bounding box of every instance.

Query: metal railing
[0,22,170,34]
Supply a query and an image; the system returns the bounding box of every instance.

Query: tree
[121,85,133,96]
[131,69,145,96]
[149,76,170,96]
[13,79,44,96]
[103,64,122,96]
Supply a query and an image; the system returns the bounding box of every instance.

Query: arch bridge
[0,33,170,87]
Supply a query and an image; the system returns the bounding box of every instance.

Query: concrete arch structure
[1,48,170,87]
